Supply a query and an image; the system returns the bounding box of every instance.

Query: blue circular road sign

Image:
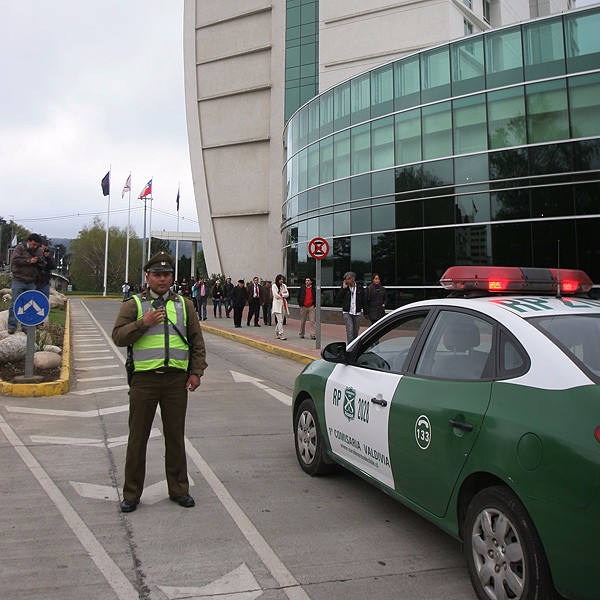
[14,290,50,327]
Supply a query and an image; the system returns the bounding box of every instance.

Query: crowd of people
[6,233,56,334]
[145,270,388,345]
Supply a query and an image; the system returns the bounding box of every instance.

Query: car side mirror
[322,341,349,363]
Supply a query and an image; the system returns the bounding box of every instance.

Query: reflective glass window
[566,9,600,73]
[351,174,371,201]
[423,196,454,226]
[395,165,423,193]
[298,149,308,193]
[350,235,372,281]
[333,237,351,285]
[456,192,491,224]
[371,233,396,286]
[488,87,526,149]
[523,17,565,80]
[334,82,351,130]
[491,189,530,220]
[424,228,454,284]
[372,169,395,197]
[453,94,487,154]
[334,211,350,235]
[394,56,420,110]
[320,136,334,184]
[297,108,309,149]
[352,207,372,234]
[396,199,423,228]
[351,73,371,124]
[573,139,600,172]
[371,64,394,118]
[485,27,523,88]
[526,79,569,144]
[421,47,451,103]
[569,73,600,138]
[372,116,395,171]
[351,123,371,175]
[333,130,350,179]
[307,99,320,144]
[395,109,422,165]
[489,148,528,180]
[455,154,489,186]
[529,144,571,175]
[308,187,319,211]
[422,102,452,160]
[320,90,334,137]
[531,185,574,218]
[334,179,350,205]
[320,213,333,238]
[307,143,320,188]
[307,217,319,241]
[457,222,491,265]
[372,203,396,231]
[396,230,424,286]
[423,158,454,188]
[451,37,484,95]
[531,220,577,267]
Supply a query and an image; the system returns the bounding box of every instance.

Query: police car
[292,266,600,600]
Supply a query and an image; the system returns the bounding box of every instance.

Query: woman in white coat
[271,274,289,340]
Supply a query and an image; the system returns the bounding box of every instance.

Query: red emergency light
[440,266,593,295]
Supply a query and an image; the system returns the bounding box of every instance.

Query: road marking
[30,428,160,448]
[71,476,194,505]
[77,350,111,354]
[71,385,130,395]
[6,404,129,417]
[0,414,138,600]
[78,375,125,382]
[75,356,116,362]
[184,438,310,600]
[75,364,120,371]
[230,371,292,406]
[158,563,262,600]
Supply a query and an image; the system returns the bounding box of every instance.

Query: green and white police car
[292,266,600,600]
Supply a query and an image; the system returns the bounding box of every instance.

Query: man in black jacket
[231,279,248,328]
[335,271,367,344]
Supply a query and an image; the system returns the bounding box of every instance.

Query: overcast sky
[0,1,197,243]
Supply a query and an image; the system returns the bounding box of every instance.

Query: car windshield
[531,314,600,378]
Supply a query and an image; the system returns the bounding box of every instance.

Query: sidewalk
[199,312,352,364]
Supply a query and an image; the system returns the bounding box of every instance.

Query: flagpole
[125,173,131,285]
[102,166,111,297]
[147,194,153,261]
[142,198,147,288]
[175,182,180,283]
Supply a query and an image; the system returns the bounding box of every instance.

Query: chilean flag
[139,179,152,199]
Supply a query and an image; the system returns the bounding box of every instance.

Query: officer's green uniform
[112,252,207,506]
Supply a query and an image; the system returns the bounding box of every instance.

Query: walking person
[336,271,367,344]
[260,280,272,325]
[231,279,248,328]
[111,252,207,513]
[272,274,289,340]
[366,273,387,325]
[212,280,224,318]
[194,277,208,320]
[223,277,234,317]
[298,277,316,339]
[246,276,263,326]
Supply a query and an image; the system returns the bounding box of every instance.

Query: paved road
[0,298,475,599]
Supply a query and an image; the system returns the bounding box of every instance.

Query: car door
[388,309,495,517]
[324,311,429,490]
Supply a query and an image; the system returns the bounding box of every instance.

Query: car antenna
[556,239,562,300]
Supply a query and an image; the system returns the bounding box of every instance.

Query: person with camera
[112,251,207,513]
[36,243,56,298]
[7,233,44,334]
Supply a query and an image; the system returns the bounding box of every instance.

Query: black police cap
[144,252,174,273]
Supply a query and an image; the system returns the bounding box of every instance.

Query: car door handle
[371,397,388,407]
[448,419,473,432]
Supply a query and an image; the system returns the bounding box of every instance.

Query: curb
[200,322,317,365]
[0,300,71,397]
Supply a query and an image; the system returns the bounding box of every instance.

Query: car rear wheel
[464,486,556,600]
[294,398,335,476]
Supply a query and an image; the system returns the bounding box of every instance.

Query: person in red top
[297,277,316,339]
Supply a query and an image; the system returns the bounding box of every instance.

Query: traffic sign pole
[308,237,330,351]
[25,327,36,377]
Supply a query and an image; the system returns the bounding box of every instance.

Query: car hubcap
[297,410,317,465]
[471,508,525,600]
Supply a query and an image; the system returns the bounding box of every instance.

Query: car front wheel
[294,398,335,476]
[464,486,555,600]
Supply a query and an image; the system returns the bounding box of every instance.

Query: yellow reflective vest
[131,295,189,372]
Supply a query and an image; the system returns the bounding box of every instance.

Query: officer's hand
[186,374,200,392]
[30,257,38,264]
[142,307,165,327]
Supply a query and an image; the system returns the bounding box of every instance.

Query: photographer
[37,243,56,298]
[7,233,44,334]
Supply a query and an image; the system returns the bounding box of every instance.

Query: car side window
[415,311,494,380]
[354,313,428,373]
[498,330,528,378]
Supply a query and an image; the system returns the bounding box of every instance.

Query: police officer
[112,252,207,513]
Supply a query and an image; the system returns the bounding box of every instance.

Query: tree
[69,217,143,292]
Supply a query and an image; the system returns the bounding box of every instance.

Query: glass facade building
[282,7,600,307]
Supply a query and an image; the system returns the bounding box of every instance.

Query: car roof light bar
[440,266,593,295]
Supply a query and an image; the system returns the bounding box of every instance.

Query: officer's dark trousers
[123,370,189,502]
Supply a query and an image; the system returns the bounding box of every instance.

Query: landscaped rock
[34,351,62,370]
[0,332,27,362]
[0,310,8,331]
[42,345,62,354]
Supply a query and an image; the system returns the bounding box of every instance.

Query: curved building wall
[283,6,600,307]
[184,0,285,280]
